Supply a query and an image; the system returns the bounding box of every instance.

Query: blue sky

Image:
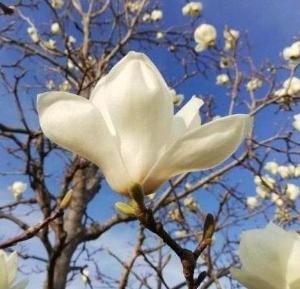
[1,0,300,288]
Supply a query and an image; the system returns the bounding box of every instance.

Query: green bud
[129,183,144,208]
[115,202,137,217]
[202,213,215,241]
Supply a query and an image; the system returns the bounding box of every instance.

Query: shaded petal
[171,96,203,141]
[291,279,300,289]
[37,91,131,194]
[6,251,17,284]
[143,114,252,193]
[0,253,8,289]
[231,268,279,289]
[287,239,300,284]
[238,223,293,287]
[11,279,28,289]
[91,51,173,183]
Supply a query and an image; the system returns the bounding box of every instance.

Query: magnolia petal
[143,114,252,193]
[91,51,173,183]
[287,238,300,284]
[11,279,28,289]
[171,96,203,141]
[231,268,278,289]
[0,253,8,288]
[291,279,300,289]
[238,223,291,287]
[37,91,131,194]
[7,251,17,284]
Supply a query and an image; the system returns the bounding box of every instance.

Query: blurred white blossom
[51,22,60,34]
[271,193,283,207]
[246,78,262,92]
[275,77,300,100]
[156,32,164,40]
[183,196,198,212]
[220,57,233,69]
[223,28,239,51]
[126,1,142,13]
[67,35,76,46]
[46,80,55,90]
[0,250,28,289]
[169,88,184,106]
[175,230,187,238]
[285,183,299,201]
[9,181,27,201]
[81,268,90,284]
[51,0,64,9]
[59,80,71,92]
[44,39,56,50]
[182,2,203,17]
[150,9,163,21]
[231,223,300,289]
[293,114,300,131]
[194,24,217,52]
[142,13,151,22]
[246,196,259,210]
[264,161,279,175]
[278,165,292,179]
[216,73,230,85]
[27,26,39,43]
[282,41,300,66]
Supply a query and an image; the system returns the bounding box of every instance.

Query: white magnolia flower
[9,181,27,201]
[51,22,60,34]
[231,223,300,289]
[182,2,203,17]
[194,24,217,52]
[44,39,56,50]
[37,52,252,195]
[216,74,230,86]
[264,161,279,175]
[286,183,300,201]
[246,196,259,210]
[246,78,263,92]
[282,41,300,63]
[293,114,300,132]
[51,0,64,9]
[150,9,163,21]
[223,28,239,51]
[0,250,28,289]
[27,26,39,43]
